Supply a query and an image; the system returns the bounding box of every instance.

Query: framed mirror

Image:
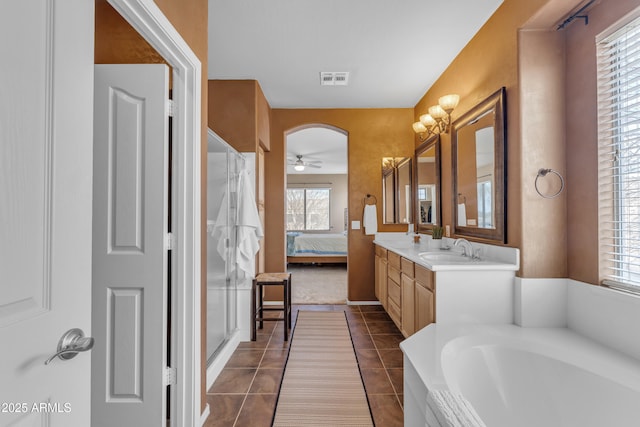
[382,157,412,224]
[415,135,441,233]
[451,87,506,242]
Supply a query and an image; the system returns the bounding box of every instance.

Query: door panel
[92,64,169,427]
[0,0,94,425]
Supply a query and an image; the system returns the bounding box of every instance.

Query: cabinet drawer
[388,251,401,269]
[388,265,401,285]
[387,278,401,306]
[415,264,434,291]
[387,298,402,327]
[375,245,387,258]
[415,284,435,330]
[401,257,415,278]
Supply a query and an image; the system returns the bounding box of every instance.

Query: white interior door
[0,1,94,426]
[91,64,170,427]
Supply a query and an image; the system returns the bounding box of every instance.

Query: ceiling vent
[320,71,349,86]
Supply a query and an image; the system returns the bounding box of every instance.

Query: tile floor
[205,304,405,427]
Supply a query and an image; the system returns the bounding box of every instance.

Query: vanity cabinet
[414,264,435,330]
[374,244,436,338]
[387,251,402,328]
[374,246,388,310]
[401,257,415,336]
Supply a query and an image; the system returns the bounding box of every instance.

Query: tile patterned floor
[205,304,405,427]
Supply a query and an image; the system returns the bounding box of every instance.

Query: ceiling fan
[288,154,322,171]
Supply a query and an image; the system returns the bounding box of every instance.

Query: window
[286,188,331,231]
[597,10,640,292]
[477,180,493,228]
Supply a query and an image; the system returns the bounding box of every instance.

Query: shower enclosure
[206,130,242,364]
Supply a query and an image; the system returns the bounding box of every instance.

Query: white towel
[206,220,215,235]
[457,203,467,227]
[235,169,263,279]
[363,204,378,235]
[210,191,230,262]
[426,390,486,427]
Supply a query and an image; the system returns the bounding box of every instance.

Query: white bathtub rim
[440,328,640,393]
[401,323,640,397]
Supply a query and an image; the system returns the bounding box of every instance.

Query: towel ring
[535,168,565,199]
[364,194,377,205]
[457,193,466,204]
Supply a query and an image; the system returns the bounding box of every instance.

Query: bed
[287,232,348,264]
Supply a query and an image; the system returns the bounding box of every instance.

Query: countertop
[373,235,519,272]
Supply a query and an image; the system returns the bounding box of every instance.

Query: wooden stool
[251,273,292,341]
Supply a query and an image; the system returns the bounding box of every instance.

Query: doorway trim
[284,124,349,303]
[105,1,202,426]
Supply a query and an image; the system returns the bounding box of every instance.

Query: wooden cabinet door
[375,255,380,300]
[375,255,388,309]
[401,273,415,336]
[415,283,435,331]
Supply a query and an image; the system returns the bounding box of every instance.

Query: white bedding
[291,233,347,256]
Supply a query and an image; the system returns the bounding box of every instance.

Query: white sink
[419,252,469,263]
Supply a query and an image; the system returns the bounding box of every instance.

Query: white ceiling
[208,0,504,109]
[286,128,348,175]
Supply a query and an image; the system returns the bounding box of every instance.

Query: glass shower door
[206,137,238,363]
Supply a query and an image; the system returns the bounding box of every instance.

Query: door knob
[44,328,94,365]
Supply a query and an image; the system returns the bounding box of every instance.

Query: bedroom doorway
[285,126,348,304]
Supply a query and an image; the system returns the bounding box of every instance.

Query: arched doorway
[285,125,348,304]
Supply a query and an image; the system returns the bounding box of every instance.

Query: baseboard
[266,300,382,306]
[346,300,381,305]
[206,329,241,391]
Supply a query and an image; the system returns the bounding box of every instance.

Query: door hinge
[167,99,176,117]
[163,366,177,386]
[165,232,175,250]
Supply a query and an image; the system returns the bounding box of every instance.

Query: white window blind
[597,10,640,292]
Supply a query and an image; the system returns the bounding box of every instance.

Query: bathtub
[401,324,640,427]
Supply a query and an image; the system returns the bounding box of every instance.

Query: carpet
[273,311,374,426]
[288,264,347,304]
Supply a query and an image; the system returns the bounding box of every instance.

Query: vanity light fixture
[413,94,460,141]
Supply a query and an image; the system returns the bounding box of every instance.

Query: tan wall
[95,0,209,411]
[421,0,637,280]
[418,163,436,184]
[518,29,567,278]
[565,0,639,284]
[256,84,272,151]
[414,0,563,277]
[95,1,167,65]
[208,80,271,153]
[208,80,257,152]
[269,110,415,301]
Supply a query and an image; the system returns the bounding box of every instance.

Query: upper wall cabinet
[382,157,412,224]
[451,87,506,243]
[415,135,441,233]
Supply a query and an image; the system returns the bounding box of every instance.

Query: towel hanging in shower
[236,169,263,279]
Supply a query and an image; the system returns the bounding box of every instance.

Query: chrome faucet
[406,223,414,235]
[454,238,474,258]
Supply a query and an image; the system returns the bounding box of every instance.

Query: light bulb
[419,114,436,126]
[438,94,459,112]
[413,122,427,133]
[428,105,446,120]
